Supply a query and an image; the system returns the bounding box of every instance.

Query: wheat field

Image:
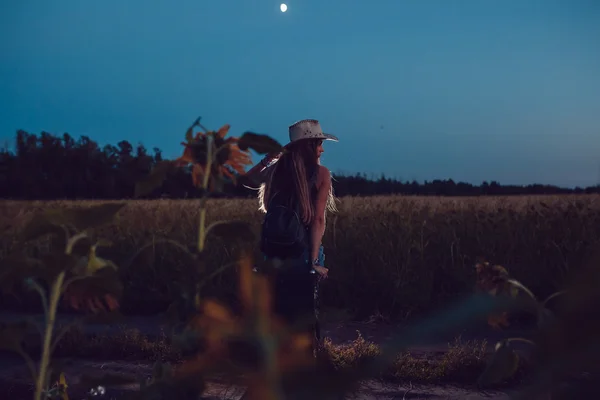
[1,194,599,318]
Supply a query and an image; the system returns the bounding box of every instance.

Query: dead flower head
[174,124,253,189]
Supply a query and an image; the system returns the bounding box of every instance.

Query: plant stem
[16,348,38,384]
[29,280,49,324]
[542,290,567,307]
[201,135,213,190]
[507,279,538,302]
[197,135,213,253]
[50,318,81,354]
[507,337,537,347]
[34,271,65,400]
[198,206,207,253]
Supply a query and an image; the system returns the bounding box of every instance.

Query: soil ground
[0,310,527,399]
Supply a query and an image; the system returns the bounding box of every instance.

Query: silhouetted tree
[0,129,597,200]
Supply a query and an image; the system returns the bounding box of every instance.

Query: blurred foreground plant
[475,254,600,398]
[0,202,126,400]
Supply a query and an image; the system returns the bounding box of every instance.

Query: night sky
[1,0,599,187]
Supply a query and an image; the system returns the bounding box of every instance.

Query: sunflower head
[175,123,253,190]
[475,260,510,295]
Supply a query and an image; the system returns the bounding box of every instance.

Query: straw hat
[285,119,338,147]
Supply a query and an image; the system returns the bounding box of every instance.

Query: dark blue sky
[1,1,599,187]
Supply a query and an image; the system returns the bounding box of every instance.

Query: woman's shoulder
[316,165,331,185]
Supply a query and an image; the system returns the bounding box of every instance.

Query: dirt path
[1,311,522,399]
[0,310,530,350]
[1,358,514,399]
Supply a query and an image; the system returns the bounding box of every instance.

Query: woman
[246,119,338,350]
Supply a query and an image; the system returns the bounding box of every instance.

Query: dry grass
[322,333,499,385]
[12,326,502,387]
[9,324,180,363]
[53,326,180,362]
[1,194,600,318]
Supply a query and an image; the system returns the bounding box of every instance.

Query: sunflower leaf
[238,132,283,154]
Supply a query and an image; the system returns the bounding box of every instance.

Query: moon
[280,3,287,12]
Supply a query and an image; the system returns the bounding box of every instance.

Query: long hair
[258,139,337,224]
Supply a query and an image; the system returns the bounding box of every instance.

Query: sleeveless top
[267,165,319,239]
[268,165,319,214]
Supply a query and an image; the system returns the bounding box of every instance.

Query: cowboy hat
[285,119,339,148]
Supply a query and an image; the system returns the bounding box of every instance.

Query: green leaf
[21,204,126,239]
[47,360,69,388]
[68,235,94,257]
[78,239,118,275]
[205,220,255,243]
[71,203,127,231]
[238,132,283,154]
[65,231,89,254]
[542,290,567,308]
[135,161,174,198]
[84,243,118,275]
[0,255,40,292]
[506,278,541,315]
[87,255,118,275]
[19,213,66,242]
[0,253,71,293]
[477,340,520,388]
[506,279,537,302]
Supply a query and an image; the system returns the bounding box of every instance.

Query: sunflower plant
[0,202,126,400]
[132,118,282,315]
[474,260,569,388]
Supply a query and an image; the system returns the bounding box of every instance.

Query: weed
[475,255,600,398]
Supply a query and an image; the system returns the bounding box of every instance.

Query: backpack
[260,171,317,260]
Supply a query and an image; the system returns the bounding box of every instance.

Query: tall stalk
[197,125,213,254]
[32,232,84,400]
[34,271,65,400]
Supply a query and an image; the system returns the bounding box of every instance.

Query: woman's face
[316,140,324,163]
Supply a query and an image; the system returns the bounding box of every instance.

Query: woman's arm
[244,152,281,184]
[309,166,331,267]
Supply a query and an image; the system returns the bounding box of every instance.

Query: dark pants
[264,246,325,346]
[273,271,319,341]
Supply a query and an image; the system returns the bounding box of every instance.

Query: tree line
[0,130,598,200]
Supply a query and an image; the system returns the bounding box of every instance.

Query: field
[1,194,600,319]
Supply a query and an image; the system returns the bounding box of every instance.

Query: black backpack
[260,172,317,260]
